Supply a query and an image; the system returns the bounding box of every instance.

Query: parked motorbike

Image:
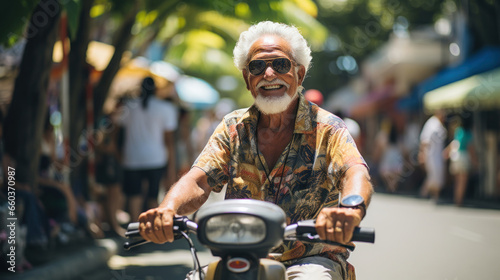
[124,199,375,280]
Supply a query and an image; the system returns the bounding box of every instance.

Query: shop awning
[398,46,500,111]
[424,67,500,111]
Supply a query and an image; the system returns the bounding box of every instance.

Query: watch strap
[340,202,366,219]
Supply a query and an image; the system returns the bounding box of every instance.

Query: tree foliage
[304,0,445,95]
[0,1,39,46]
[130,0,328,106]
[0,0,82,46]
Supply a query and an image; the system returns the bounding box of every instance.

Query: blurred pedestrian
[443,115,475,206]
[117,77,178,220]
[95,101,125,236]
[176,107,195,177]
[419,110,447,200]
[38,115,78,227]
[379,122,403,192]
[193,98,236,155]
[37,114,107,244]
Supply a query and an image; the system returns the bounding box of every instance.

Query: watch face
[341,194,364,207]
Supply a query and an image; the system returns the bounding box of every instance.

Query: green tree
[3,0,62,189]
[307,0,444,95]
[1,1,40,47]
[139,0,328,106]
[1,0,328,192]
[68,0,93,193]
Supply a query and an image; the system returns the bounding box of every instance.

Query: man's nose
[263,66,277,80]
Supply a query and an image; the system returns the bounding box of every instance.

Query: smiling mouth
[261,84,284,90]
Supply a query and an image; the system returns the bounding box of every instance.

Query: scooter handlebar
[125,222,140,238]
[123,217,197,250]
[288,220,375,243]
[124,218,375,250]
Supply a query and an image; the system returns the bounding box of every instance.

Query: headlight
[205,214,266,244]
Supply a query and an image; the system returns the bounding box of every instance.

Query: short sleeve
[328,127,367,186]
[419,117,436,144]
[192,120,231,192]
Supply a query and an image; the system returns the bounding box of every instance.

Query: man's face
[243,35,305,114]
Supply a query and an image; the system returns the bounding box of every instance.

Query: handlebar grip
[125,222,142,238]
[296,220,375,243]
[124,222,150,250]
[351,227,375,243]
[123,217,195,250]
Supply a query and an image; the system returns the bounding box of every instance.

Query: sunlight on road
[349,193,500,280]
[449,226,483,243]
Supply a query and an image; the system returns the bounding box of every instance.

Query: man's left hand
[315,207,363,244]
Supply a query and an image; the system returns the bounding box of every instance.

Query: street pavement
[97,193,500,280]
[350,193,500,280]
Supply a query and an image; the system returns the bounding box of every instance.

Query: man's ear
[242,69,250,90]
[297,65,306,86]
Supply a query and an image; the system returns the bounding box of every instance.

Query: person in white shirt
[418,110,447,200]
[116,77,178,220]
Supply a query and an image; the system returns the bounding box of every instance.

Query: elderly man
[139,21,373,280]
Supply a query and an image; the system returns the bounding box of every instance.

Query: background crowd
[0,0,499,275]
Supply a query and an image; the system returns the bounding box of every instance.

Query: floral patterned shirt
[193,93,367,279]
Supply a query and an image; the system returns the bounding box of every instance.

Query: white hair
[233,21,312,75]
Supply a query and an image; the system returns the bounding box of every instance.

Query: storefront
[424,67,500,199]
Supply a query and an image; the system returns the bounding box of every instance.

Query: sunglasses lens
[248,60,266,75]
[248,58,292,75]
[273,58,291,74]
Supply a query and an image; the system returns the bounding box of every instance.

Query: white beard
[254,81,302,115]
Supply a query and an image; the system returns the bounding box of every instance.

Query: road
[350,193,500,280]
[92,193,500,280]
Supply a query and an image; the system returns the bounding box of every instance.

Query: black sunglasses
[247,57,293,76]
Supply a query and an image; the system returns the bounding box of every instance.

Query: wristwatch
[340,194,366,218]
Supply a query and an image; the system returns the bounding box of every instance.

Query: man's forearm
[341,164,373,207]
[159,168,211,215]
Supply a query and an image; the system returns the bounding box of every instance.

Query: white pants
[186,256,343,280]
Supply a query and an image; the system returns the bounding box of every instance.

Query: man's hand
[138,168,212,244]
[315,207,363,244]
[138,207,176,244]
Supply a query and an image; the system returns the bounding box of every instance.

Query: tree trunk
[3,0,61,189]
[68,0,93,196]
[93,1,140,122]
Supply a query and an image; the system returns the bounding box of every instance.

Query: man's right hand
[137,168,212,244]
[138,208,176,243]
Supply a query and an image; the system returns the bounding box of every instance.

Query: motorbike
[124,199,375,280]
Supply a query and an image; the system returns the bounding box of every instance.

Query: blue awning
[397,46,500,111]
[424,67,500,111]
